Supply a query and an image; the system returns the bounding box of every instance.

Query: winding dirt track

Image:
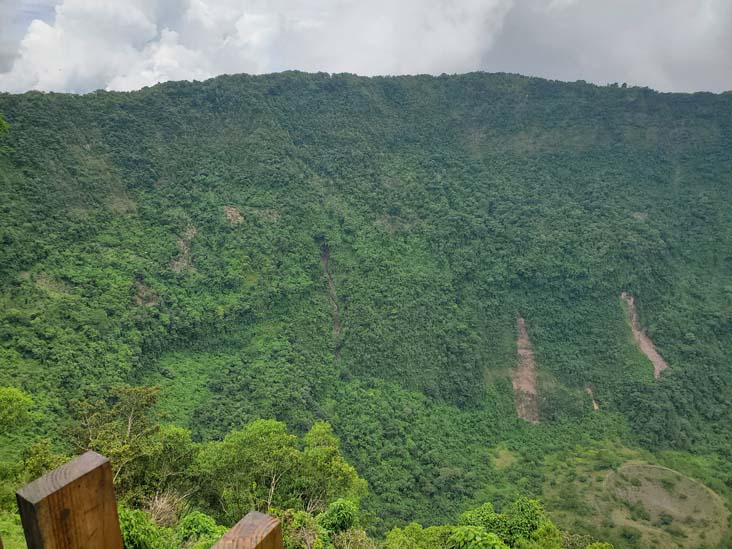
[621,292,668,379]
[512,316,539,424]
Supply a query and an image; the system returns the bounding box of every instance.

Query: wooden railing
[10,451,283,549]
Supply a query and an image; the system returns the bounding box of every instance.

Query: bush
[332,528,378,549]
[118,506,174,549]
[275,508,328,549]
[318,499,359,533]
[448,526,508,549]
[176,511,226,545]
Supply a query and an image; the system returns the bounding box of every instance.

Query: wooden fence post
[211,511,283,549]
[16,451,123,549]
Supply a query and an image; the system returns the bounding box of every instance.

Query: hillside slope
[1,72,732,544]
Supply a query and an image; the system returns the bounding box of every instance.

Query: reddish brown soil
[512,316,539,424]
[621,292,669,379]
[223,206,244,225]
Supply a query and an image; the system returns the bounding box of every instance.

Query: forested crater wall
[1,73,732,544]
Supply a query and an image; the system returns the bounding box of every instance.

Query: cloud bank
[0,0,730,94]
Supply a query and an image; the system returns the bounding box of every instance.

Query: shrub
[318,499,359,533]
[448,526,508,549]
[176,511,226,545]
[118,506,174,549]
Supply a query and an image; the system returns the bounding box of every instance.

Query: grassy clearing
[491,445,518,470]
[141,351,241,429]
[543,445,730,548]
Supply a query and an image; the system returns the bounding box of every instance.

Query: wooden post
[16,451,123,549]
[211,511,283,549]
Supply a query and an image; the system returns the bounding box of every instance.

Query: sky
[0,0,730,94]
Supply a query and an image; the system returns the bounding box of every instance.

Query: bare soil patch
[35,273,71,296]
[223,206,244,225]
[512,316,539,424]
[621,292,668,378]
[171,225,197,273]
[585,385,600,411]
[252,208,280,222]
[134,277,159,307]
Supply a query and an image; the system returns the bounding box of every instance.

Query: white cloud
[0,0,730,93]
[482,0,732,93]
[0,0,514,92]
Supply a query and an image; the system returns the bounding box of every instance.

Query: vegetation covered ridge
[1,71,732,548]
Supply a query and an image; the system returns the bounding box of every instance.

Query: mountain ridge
[1,71,731,546]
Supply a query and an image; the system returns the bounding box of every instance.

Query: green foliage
[318,498,359,533]
[300,422,367,513]
[196,419,365,524]
[20,438,67,481]
[448,526,509,549]
[0,511,25,548]
[275,507,328,549]
[0,72,731,544]
[0,386,32,434]
[68,386,162,493]
[388,498,605,548]
[458,498,552,547]
[332,528,378,549]
[176,511,227,547]
[119,506,174,549]
[384,522,455,549]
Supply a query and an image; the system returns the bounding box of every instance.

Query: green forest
[0,71,731,548]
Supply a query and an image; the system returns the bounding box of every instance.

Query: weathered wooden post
[16,451,123,549]
[211,511,283,549]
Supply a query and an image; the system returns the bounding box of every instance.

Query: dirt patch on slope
[320,243,342,359]
[35,273,71,296]
[252,208,280,222]
[171,225,197,273]
[512,316,539,424]
[223,206,244,225]
[621,292,668,379]
[586,385,600,411]
[134,277,159,307]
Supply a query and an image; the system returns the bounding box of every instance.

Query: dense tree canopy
[1,71,731,546]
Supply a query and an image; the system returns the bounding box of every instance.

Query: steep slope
[1,73,732,541]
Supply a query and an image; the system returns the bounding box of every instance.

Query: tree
[21,438,67,481]
[196,419,300,522]
[0,386,32,435]
[385,523,454,549]
[299,422,367,513]
[128,424,197,501]
[68,386,161,488]
[502,498,549,545]
[332,528,378,549]
[318,498,359,534]
[448,526,509,549]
